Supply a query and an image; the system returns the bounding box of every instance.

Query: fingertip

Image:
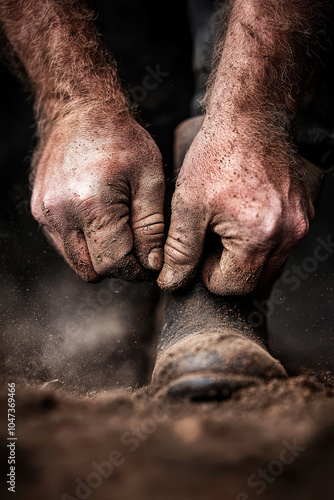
[147,248,163,271]
[157,264,198,292]
[157,265,177,291]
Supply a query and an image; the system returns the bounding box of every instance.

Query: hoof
[152,332,287,401]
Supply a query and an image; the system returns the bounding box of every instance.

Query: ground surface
[1,375,334,500]
[2,12,334,500]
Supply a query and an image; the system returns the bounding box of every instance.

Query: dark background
[1,0,334,391]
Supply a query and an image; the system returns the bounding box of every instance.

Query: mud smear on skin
[1,375,334,500]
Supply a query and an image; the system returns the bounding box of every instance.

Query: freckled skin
[158,0,325,295]
[0,0,165,283]
[0,0,326,292]
[158,114,313,295]
[31,112,165,282]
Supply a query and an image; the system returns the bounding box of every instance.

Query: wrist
[35,84,131,136]
[204,0,321,124]
[200,108,298,173]
[203,103,292,141]
[1,0,130,125]
[205,49,297,123]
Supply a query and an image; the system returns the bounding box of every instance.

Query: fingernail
[158,265,174,285]
[148,248,163,270]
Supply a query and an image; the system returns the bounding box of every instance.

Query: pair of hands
[31,109,316,294]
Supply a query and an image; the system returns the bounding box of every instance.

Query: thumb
[131,176,165,272]
[201,240,270,296]
[158,194,208,291]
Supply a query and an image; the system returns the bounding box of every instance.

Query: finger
[62,229,101,282]
[38,199,100,282]
[201,239,271,296]
[158,194,208,291]
[83,204,146,282]
[131,177,165,272]
[41,222,100,282]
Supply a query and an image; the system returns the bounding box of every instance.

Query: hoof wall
[158,373,256,402]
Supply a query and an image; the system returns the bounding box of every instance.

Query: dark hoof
[152,332,287,402]
[159,374,255,401]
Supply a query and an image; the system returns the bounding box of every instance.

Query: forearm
[206,0,327,124]
[0,0,128,124]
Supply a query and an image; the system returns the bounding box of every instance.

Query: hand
[31,111,165,282]
[158,116,314,295]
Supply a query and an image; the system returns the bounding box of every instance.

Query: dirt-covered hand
[158,117,314,295]
[31,112,165,282]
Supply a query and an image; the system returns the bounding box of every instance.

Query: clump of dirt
[1,375,334,500]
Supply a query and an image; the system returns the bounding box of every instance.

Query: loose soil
[1,374,334,500]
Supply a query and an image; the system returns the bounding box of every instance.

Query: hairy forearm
[0,0,128,125]
[206,0,327,124]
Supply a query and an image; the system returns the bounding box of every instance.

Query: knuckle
[255,223,279,244]
[31,198,44,224]
[40,195,69,232]
[240,205,283,245]
[69,178,111,208]
[291,215,310,242]
[41,198,56,218]
[72,192,100,213]
[84,204,129,232]
[39,196,62,226]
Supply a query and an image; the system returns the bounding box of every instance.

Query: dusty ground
[1,374,334,500]
[2,15,334,500]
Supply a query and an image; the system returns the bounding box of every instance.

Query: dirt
[1,374,334,500]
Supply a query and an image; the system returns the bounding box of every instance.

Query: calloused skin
[31,110,165,282]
